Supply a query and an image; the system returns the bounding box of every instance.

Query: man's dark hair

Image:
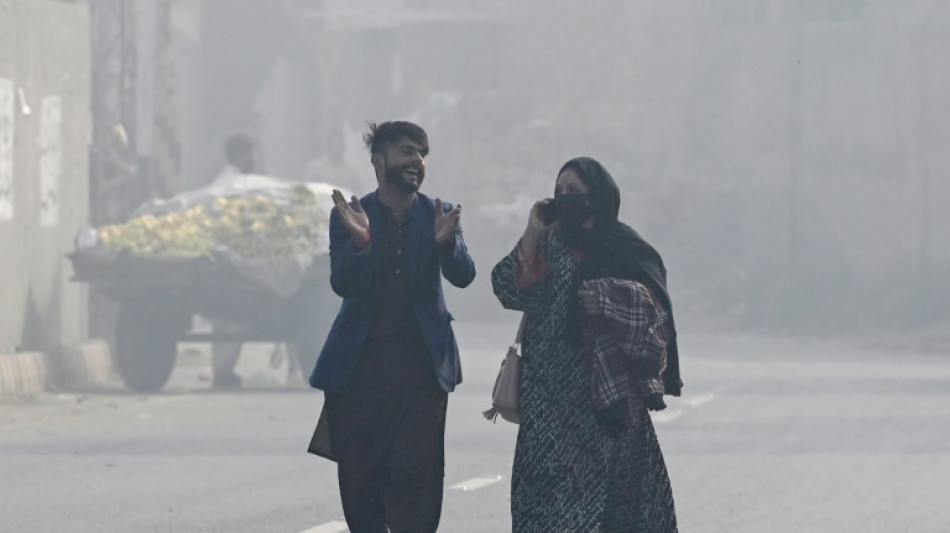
[224,134,256,165]
[363,121,429,157]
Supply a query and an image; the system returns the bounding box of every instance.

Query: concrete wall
[0,0,91,354]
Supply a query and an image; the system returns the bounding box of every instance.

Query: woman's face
[555,167,595,229]
[555,168,590,196]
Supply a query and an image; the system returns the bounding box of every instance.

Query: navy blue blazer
[309,191,476,393]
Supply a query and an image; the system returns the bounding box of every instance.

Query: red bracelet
[353,228,371,249]
[516,245,542,280]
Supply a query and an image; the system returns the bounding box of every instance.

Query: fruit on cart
[98,184,329,259]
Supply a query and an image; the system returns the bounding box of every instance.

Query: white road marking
[681,393,715,407]
[298,520,348,533]
[650,409,683,424]
[449,474,503,491]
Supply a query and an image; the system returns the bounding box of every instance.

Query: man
[214,133,258,183]
[308,121,475,532]
[208,134,258,389]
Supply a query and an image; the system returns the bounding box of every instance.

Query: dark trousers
[338,464,444,533]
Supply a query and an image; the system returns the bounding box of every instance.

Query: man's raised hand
[332,189,370,248]
[434,198,461,247]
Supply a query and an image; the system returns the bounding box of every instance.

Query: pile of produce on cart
[72,176,346,297]
[99,177,329,259]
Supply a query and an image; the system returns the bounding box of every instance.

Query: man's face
[381,138,426,194]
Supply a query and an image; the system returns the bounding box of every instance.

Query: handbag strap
[513,313,527,346]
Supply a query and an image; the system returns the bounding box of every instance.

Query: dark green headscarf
[558,157,682,396]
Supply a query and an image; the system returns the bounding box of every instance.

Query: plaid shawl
[585,278,672,411]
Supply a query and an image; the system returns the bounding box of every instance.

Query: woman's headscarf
[558,157,682,397]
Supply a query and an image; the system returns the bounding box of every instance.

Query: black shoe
[212,372,242,389]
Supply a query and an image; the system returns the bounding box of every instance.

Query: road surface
[2,322,949,532]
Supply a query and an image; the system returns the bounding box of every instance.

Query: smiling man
[307,121,476,532]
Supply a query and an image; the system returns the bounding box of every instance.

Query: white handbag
[482,314,526,424]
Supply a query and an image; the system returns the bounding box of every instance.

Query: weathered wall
[0,0,91,353]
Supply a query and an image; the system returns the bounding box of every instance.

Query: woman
[491,157,681,532]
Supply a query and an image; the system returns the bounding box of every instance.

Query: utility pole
[89,0,178,222]
[89,0,139,225]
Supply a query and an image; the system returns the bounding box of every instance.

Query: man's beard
[385,160,425,194]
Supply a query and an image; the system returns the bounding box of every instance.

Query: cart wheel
[114,302,180,392]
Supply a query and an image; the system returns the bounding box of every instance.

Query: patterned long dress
[491,233,678,533]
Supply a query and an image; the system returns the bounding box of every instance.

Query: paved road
[2,323,949,532]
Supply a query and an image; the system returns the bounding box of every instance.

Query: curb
[79,339,112,385]
[0,339,113,396]
[0,351,48,395]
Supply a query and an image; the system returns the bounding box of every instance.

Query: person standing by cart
[307,121,475,532]
[207,134,259,389]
